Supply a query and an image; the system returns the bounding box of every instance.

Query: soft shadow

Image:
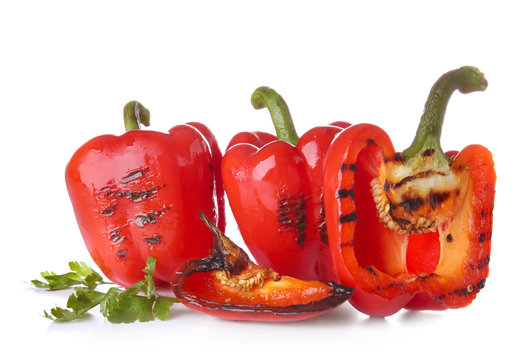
[398,309,444,324]
[360,315,390,328]
[47,313,98,332]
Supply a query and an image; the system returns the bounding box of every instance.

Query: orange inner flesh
[353,145,469,279]
[184,270,334,307]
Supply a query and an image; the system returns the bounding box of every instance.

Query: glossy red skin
[222,122,350,281]
[66,124,224,288]
[323,124,495,317]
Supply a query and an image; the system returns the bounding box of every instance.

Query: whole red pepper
[66,102,225,288]
[172,212,353,322]
[222,87,350,281]
[323,66,496,317]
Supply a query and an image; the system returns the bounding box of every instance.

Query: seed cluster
[215,269,279,292]
[371,178,438,235]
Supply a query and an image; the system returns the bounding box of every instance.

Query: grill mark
[109,229,125,243]
[339,211,358,223]
[393,153,405,163]
[393,170,447,189]
[398,197,423,214]
[428,192,450,209]
[102,203,117,216]
[340,163,357,172]
[337,188,354,200]
[116,249,127,260]
[318,201,329,244]
[278,195,307,247]
[365,267,377,276]
[98,185,165,201]
[136,207,171,227]
[121,168,148,183]
[143,235,161,246]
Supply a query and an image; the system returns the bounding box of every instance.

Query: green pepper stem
[251,86,299,145]
[402,66,488,162]
[123,101,151,131]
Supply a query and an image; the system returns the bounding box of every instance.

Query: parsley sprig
[33,257,179,323]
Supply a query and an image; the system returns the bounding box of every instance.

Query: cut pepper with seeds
[323,66,496,317]
[172,212,354,322]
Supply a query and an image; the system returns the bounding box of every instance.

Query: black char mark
[278,195,307,247]
[136,207,171,227]
[116,249,127,260]
[428,192,450,209]
[340,163,357,172]
[393,170,437,189]
[339,211,358,224]
[121,168,148,183]
[318,199,329,244]
[109,229,125,243]
[422,148,435,157]
[393,153,405,163]
[365,267,377,276]
[143,235,161,246]
[337,188,355,201]
[98,185,164,202]
[398,197,423,214]
[102,203,118,216]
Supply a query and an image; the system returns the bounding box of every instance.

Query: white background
[1,1,525,358]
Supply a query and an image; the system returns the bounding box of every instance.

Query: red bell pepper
[222,87,350,281]
[323,66,495,317]
[66,101,225,288]
[172,212,353,322]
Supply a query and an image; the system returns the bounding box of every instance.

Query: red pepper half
[222,87,350,281]
[66,102,225,288]
[323,66,496,317]
[172,212,353,322]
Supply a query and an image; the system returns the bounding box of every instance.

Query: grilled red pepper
[172,212,353,322]
[66,102,225,288]
[323,66,495,317]
[222,87,350,281]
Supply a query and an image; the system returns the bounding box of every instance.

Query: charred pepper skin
[323,67,495,317]
[172,212,354,322]
[65,102,225,288]
[222,86,350,281]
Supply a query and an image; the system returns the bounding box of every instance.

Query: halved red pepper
[172,212,353,322]
[222,87,350,281]
[323,66,496,317]
[66,102,225,288]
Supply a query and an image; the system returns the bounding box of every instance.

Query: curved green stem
[403,66,487,162]
[123,101,151,131]
[251,86,299,145]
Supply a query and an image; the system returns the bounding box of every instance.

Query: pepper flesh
[172,212,354,322]
[66,102,225,288]
[323,66,495,317]
[222,86,350,281]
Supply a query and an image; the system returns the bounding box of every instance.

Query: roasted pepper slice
[323,66,495,317]
[66,102,225,288]
[172,212,354,322]
[222,86,350,281]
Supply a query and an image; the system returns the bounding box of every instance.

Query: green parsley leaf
[153,296,179,320]
[36,256,179,323]
[31,262,108,291]
[43,288,105,321]
[100,288,155,323]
